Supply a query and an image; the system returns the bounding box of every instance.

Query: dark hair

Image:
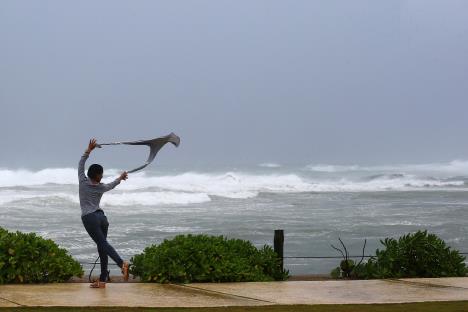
[87,164,103,180]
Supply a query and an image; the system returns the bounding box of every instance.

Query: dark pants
[81,210,123,282]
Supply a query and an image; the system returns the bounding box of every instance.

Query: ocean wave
[101,171,466,194]
[0,191,78,205]
[304,178,463,192]
[258,163,282,168]
[306,160,468,175]
[0,168,77,187]
[118,172,312,197]
[0,190,210,206]
[101,192,211,206]
[0,167,465,205]
[364,173,407,181]
[306,164,361,173]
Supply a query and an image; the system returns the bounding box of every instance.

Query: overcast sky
[1,1,467,169]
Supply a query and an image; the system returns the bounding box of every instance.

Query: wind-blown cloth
[97,132,180,173]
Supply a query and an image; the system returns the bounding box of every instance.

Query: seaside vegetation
[130,234,289,283]
[331,230,467,279]
[0,227,83,284]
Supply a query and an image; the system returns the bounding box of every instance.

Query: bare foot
[90,280,106,288]
[121,261,129,282]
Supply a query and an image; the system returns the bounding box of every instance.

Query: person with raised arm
[78,138,129,288]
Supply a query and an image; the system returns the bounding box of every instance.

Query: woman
[78,138,129,288]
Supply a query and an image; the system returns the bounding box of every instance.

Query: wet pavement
[1,278,468,307]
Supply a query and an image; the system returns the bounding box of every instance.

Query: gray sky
[1,0,467,169]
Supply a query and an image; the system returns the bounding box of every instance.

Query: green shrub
[0,227,83,283]
[354,230,467,279]
[130,234,289,283]
[330,267,341,279]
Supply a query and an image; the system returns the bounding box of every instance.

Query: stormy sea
[1,160,468,275]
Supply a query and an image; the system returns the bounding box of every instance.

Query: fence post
[274,229,284,271]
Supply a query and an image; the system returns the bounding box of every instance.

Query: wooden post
[274,229,284,271]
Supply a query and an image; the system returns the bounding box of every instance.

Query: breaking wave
[101,192,211,206]
[258,163,282,168]
[306,160,468,175]
[0,190,210,206]
[0,163,466,207]
[0,168,78,187]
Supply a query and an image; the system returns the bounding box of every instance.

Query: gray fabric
[98,132,180,173]
[78,152,120,216]
[78,133,180,216]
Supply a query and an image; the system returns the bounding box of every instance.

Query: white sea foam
[0,168,77,187]
[0,190,210,206]
[101,192,211,206]
[0,191,78,205]
[306,160,468,175]
[306,176,464,192]
[118,172,312,197]
[306,164,361,173]
[104,171,463,194]
[258,163,282,168]
[0,165,466,207]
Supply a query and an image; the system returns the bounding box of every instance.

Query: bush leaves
[334,230,468,279]
[0,227,83,284]
[130,234,289,283]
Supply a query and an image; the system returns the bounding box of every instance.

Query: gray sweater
[78,152,120,216]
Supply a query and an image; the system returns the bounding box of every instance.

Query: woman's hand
[86,138,98,153]
[118,171,128,181]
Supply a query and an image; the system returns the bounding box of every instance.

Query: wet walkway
[1,278,468,307]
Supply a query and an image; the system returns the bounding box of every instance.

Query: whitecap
[101,191,211,206]
[258,163,282,168]
[306,160,468,176]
